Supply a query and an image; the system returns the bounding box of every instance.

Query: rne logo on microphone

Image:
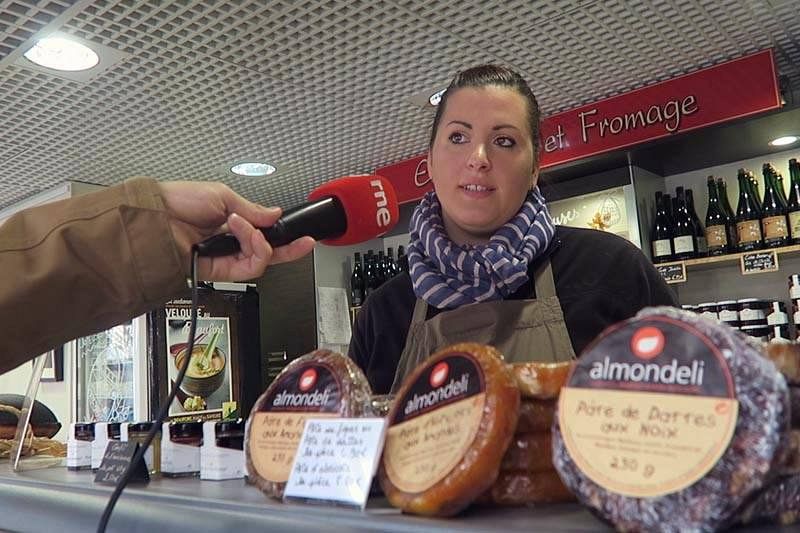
[298,368,318,391]
[414,158,431,187]
[429,361,449,388]
[630,327,665,360]
[371,179,393,228]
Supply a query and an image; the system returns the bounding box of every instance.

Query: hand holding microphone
[159,181,315,281]
[193,175,400,258]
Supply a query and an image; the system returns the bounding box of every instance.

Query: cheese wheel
[500,432,553,472]
[764,342,800,384]
[515,400,556,433]
[510,361,573,399]
[379,342,520,517]
[553,306,790,532]
[245,349,372,499]
[478,469,576,506]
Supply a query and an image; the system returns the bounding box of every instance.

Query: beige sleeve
[0,177,188,374]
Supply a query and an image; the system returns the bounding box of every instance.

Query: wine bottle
[787,158,800,245]
[716,177,738,252]
[685,189,706,257]
[736,169,763,251]
[386,247,398,278]
[350,252,365,307]
[396,245,409,274]
[705,177,728,256]
[651,191,674,263]
[672,187,697,260]
[749,170,763,216]
[761,163,789,248]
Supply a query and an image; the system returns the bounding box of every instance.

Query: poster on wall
[547,187,630,241]
[165,316,234,418]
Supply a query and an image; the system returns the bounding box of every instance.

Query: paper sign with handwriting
[283,417,386,508]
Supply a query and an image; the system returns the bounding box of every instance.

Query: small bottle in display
[761,163,789,248]
[685,188,706,257]
[786,159,800,244]
[396,245,409,273]
[350,252,365,307]
[716,177,738,252]
[651,191,674,263]
[705,176,729,256]
[736,169,763,251]
[671,187,697,260]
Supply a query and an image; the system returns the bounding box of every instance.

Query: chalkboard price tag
[740,250,779,275]
[94,441,150,485]
[656,262,686,284]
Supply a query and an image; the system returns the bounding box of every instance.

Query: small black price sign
[656,262,686,284]
[740,250,779,275]
[94,441,150,485]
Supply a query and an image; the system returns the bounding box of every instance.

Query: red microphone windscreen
[307,175,399,245]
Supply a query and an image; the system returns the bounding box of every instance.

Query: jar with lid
[106,422,121,440]
[696,302,719,321]
[769,325,792,342]
[740,325,771,342]
[127,421,161,475]
[737,298,770,326]
[215,419,244,450]
[74,422,95,442]
[767,301,789,325]
[717,300,740,324]
[790,274,800,299]
[163,421,203,478]
[67,422,95,471]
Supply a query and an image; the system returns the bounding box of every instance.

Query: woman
[349,65,676,394]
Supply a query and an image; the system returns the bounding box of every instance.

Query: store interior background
[1,0,800,439]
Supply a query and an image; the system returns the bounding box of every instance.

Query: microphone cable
[97,247,200,532]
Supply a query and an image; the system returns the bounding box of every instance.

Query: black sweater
[349,226,678,394]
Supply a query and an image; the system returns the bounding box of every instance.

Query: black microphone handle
[193,196,346,257]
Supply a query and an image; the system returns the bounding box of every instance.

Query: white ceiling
[1,0,799,211]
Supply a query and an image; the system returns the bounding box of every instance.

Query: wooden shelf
[655,244,800,283]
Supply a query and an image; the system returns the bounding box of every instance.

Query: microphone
[194,175,399,257]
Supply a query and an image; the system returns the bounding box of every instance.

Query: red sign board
[377,50,780,205]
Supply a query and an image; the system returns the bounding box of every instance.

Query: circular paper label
[383,353,486,493]
[248,362,342,483]
[559,316,738,498]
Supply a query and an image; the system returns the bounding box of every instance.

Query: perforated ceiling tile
[1,0,799,210]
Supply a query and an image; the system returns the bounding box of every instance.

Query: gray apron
[390,259,576,392]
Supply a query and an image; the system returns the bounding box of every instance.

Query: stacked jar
[683,298,790,341]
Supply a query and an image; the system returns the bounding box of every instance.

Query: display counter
[0,464,787,532]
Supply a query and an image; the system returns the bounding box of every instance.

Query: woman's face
[429,86,538,246]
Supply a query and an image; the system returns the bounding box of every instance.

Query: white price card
[283,417,387,509]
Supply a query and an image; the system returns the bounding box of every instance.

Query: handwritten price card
[284,418,387,508]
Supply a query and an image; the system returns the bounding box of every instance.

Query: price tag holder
[740,250,779,275]
[656,262,686,284]
[283,418,387,509]
[94,441,150,485]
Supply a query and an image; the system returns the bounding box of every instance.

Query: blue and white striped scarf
[407,187,556,309]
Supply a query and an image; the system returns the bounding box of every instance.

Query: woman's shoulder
[554,225,640,253]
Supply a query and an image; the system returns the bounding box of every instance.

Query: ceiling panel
[0,0,798,211]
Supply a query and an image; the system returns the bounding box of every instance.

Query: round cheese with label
[245,349,372,499]
[552,306,790,532]
[477,469,576,506]
[379,342,520,517]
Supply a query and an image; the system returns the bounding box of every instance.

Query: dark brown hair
[429,64,541,164]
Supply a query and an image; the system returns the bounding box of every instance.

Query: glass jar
[737,298,770,326]
[717,300,739,323]
[106,422,121,440]
[740,325,771,342]
[696,302,719,321]
[790,274,800,299]
[169,421,203,447]
[73,422,95,442]
[128,421,161,476]
[370,394,395,417]
[767,301,789,325]
[215,420,244,450]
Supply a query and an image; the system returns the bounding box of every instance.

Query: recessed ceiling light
[23,37,99,72]
[230,162,276,177]
[769,135,799,147]
[429,88,447,106]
